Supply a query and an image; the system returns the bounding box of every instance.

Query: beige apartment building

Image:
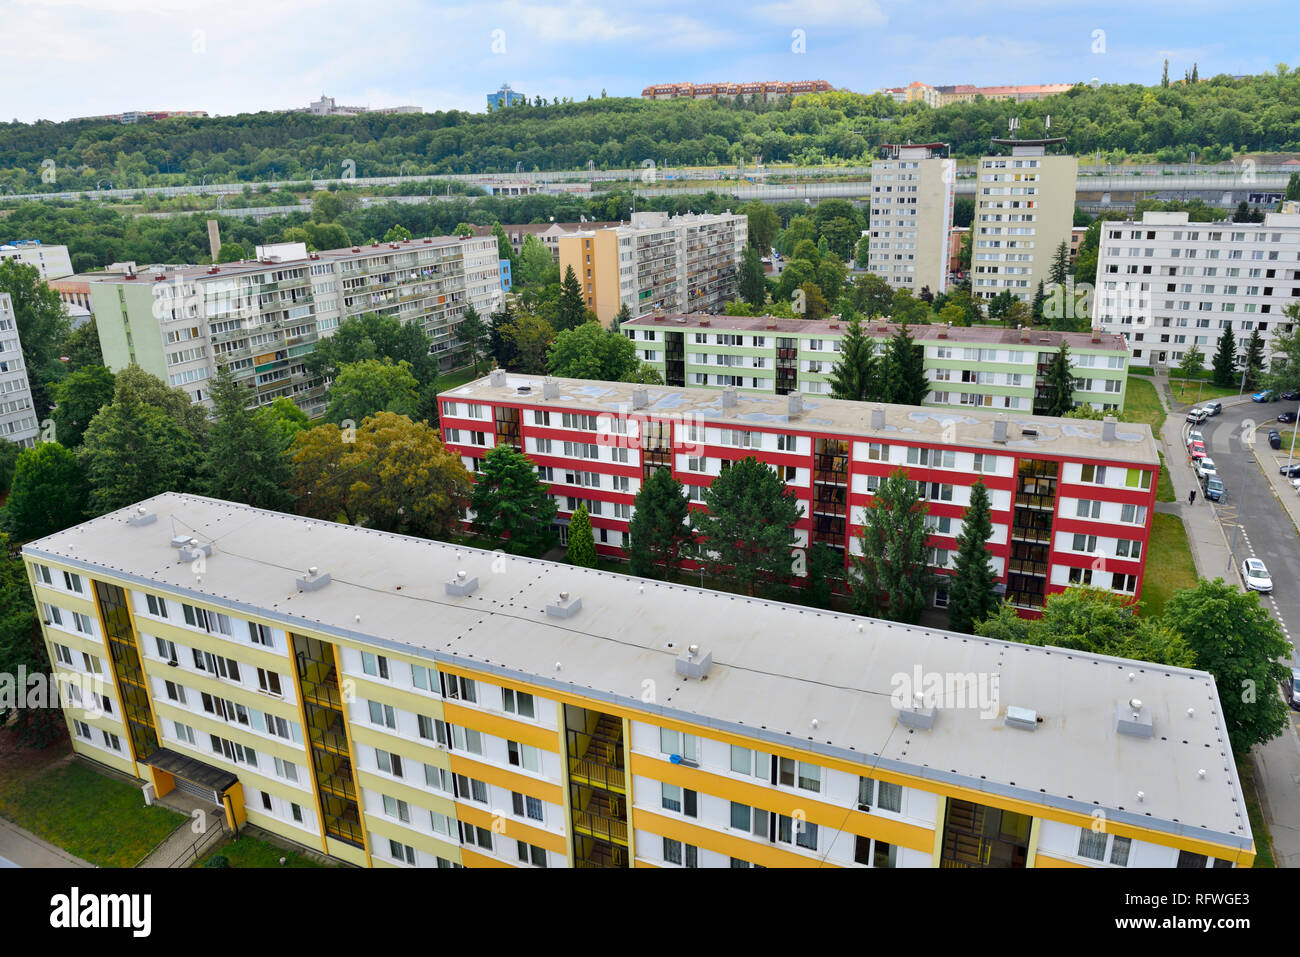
[972,139,1078,303]
[869,144,955,295]
[558,212,746,326]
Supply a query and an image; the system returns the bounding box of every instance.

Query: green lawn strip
[1121,375,1164,440]
[196,834,325,868]
[1137,512,1198,618]
[0,761,185,868]
[1235,756,1275,868]
[1156,451,1175,503]
[1170,379,1241,404]
[436,364,484,391]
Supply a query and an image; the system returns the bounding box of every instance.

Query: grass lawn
[1138,512,1198,618]
[0,760,185,867]
[1122,375,1164,440]
[1156,451,1175,503]
[436,364,485,391]
[1170,379,1241,405]
[196,834,326,868]
[1236,756,1275,867]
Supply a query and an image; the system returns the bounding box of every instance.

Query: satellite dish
[1089,77,1101,90]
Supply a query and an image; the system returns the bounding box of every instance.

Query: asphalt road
[1196,404,1300,666]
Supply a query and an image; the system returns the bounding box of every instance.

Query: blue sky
[4,0,1298,122]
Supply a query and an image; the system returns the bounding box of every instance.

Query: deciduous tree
[3,443,87,541]
[566,505,598,567]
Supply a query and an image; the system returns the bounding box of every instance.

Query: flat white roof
[24,493,1249,849]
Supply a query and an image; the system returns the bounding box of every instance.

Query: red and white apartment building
[439,372,1159,617]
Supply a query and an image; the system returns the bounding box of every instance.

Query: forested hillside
[2,69,1299,193]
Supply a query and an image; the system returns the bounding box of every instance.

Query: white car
[1187,430,1204,447]
[1196,457,1217,481]
[1241,558,1273,594]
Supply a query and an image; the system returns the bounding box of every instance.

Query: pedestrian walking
[1188,488,1197,505]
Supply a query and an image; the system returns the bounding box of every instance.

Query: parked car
[1204,401,1223,416]
[1241,558,1273,594]
[1185,407,1209,423]
[1280,463,1300,478]
[1269,429,1283,449]
[1253,390,1278,402]
[1189,440,1207,459]
[1196,457,1217,481]
[1291,477,1300,493]
[1284,669,1300,710]
[1204,476,1225,501]
[1186,429,1205,448]
[1281,390,1300,401]
[1279,411,1298,424]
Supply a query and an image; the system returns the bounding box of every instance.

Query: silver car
[1241,558,1273,594]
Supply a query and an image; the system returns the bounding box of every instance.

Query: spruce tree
[626,466,694,578]
[851,468,935,623]
[566,505,598,567]
[946,480,997,634]
[611,302,632,334]
[827,317,878,401]
[1243,329,1267,390]
[882,325,929,406]
[738,246,767,309]
[691,457,801,596]
[201,364,293,511]
[1211,327,1237,387]
[469,445,558,556]
[1031,281,1046,324]
[1042,343,1076,416]
[1048,241,1070,287]
[558,265,587,330]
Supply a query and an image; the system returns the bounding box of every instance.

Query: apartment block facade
[869,145,956,295]
[0,241,74,281]
[1094,210,1300,368]
[0,293,39,447]
[621,314,1129,413]
[88,236,503,415]
[25,493,1251,868]
[441,372,1158,615]
[972,141,1078,303]
[558,212,746,326]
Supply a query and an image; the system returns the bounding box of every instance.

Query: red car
[1189,441,1207,459]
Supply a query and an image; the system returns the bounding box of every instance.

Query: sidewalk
[1248,429,1300,537]
[0,816,94,868]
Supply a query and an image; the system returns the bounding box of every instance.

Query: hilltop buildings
[0,293,38,447]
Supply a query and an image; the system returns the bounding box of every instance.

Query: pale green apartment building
[623,313,1129,414]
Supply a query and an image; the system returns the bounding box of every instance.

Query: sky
[3,0,1299,122]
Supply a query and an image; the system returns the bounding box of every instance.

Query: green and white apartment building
[623,313,1129,414]
[23,493,1254,868]
[87,236,504,415]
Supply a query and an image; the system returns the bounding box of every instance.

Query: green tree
[111,364,209,437]
[255,397,311,452]
[566,504,598,567]
[1211,327,1238,388]
[852,273,893,318]
[738,246,767,308]
[0,440,18,498]
[739,201,780,252]
[469,444,558,555]
[777,215,818,254]
[851,468,935,623]
[60,319,104,372]
[452,221,473,237]
[796,281,829,320]
[818,217,859,261]
[827,317,879,402]
[80,400,201,515]
[289,413,471,539]
[454,305,490,375]
[312,191,343,223]
[1287,171,1300,202]
[1163,579,1291,754]
[1048,240,1070,286]
[51,364,115,450]
[1041,343,1076,416]
[946,480,997,634]
[516,234,558,286]
[490,222,515,266]
[324,358,421,425]
[0,258,72,416]
[304,312,437,389]
[611,302,633,334]
[1242,329,1266,390]
[627,466,694,578]
[383,224,413,243]
[1030,282,1046,323]
[306,221,350,250]
[692,457,801,596]
[797,542,845,609]
[881,325,929,406]
[3,443,87,541]
[0,530,61,744]
[890,288,930,325]
[854,234,871,270]
[200,364,292,510]
[1177,342,1206,380]
[216,242,246,263]
[558,265,587,331]
[545,320,637,381]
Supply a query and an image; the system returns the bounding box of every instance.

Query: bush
[204,854,230,868]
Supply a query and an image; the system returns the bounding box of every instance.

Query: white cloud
[753,0,887,28]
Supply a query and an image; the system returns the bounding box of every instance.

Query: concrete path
[0,816,94,868]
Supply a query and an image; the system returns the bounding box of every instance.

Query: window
[451,724,483,755]
[63,571,84,594]
[854,836,897,867]
[247,621,274,647]
[103,731,123,752]
[291,803,303,823]
[659,727,697,764]
[155,637,178,663]
[1115,539,1142,559]
[455,774,488,803]
[512,791,544,822]
[376,749,404,778]
[383,794,411,824]
[1072,533,1098,553]
[1125,468,1152,490]
[73,719,92,740]
[389,839,416,865]
[507,740,540,772]
[439,672,477,702]
[516,841,548,867]
[34,564,52,586]
[1120,503,1147,525]
[661,783,697,817]
[193,650,240,682]
[866,442,890,462]
[1078,829,1131,866]
[460,822,493,850]
[369,700,397,729]
[273,757,299,783]
[1075,499,1102,520]
[52,643,74,666]
[730,745,767,777]
[72,612,93,634]
[424,764,452,793]
[257,668,282,696]
[164,680,186,704]
[361,652,390,680]
[857,776,902,813]
[662,838,697,867]
[1080,464,1107,484]
[173,721,195,746]
[182,604,232,636]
